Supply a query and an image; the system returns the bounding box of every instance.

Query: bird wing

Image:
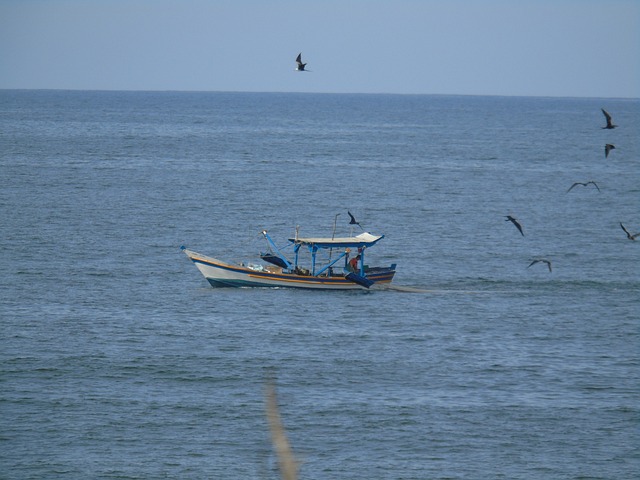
[602,108,613,125]
[605,144,615,157]
[567,182,581,192]
[296,53,302,64]
[620,223,631,237]
[505,216,524,235]
[348,211,357,223]
[589,181,601,192]
[528,259,551,271]
[513,220,524,236]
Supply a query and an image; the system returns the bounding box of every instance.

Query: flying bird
[528,258,552,272]
[601,108,617,129]
[605,144,616,158]
[567,181,600,193]
[620,222,639,241]
[295,53,307,71]
[505,215,524,236]
[348,211,363,229]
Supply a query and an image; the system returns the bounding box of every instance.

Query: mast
[328,213,340,263]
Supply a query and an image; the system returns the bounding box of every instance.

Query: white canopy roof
[289,232,384,248]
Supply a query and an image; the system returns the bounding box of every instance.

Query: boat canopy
[288,232,384,249]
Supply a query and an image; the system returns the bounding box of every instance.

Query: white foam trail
[378,285,484,294]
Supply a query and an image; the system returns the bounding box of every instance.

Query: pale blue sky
[1,0,638,97]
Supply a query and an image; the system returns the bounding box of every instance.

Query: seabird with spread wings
[620,223,639,241]
[528,258,552,272]
[348,211,363,230]
[605,144,616,158]
[567,181,600,193]
[295,53,307,71]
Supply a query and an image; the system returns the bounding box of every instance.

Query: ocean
[1,90,638,479]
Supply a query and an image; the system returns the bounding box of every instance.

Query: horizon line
[1,88,638,101]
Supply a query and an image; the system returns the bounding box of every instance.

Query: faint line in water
[381,285,485,294]
[265,378,298,480]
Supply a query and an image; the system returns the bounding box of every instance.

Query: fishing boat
[181,229,396,290]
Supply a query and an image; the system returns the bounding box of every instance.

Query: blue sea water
[1,90,638,479]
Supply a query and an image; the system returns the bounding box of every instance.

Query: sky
[1,0,639,98]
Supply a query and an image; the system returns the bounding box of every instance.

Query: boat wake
[379,284,482,294]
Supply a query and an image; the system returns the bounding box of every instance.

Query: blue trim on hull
[207,277,394,289]
[203,272,396,289]
[207,278,275,288]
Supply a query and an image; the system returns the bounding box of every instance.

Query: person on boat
[349,255,360,273]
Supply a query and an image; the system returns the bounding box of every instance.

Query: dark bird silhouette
[567,181,601,193]
[295,53,307,71]
[528,258,552,272]
[348,211,363,230]
[601,108,617,129]
[620,222,639,241]
[505,215,524,236]
[605,143,616,158]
